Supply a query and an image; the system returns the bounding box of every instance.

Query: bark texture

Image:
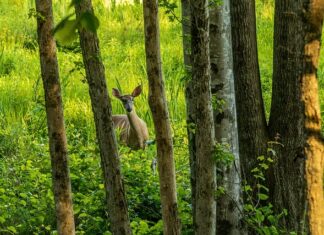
[302,4,324,233]
[75,1,132,234]
[35,1,75,234]
[210,1,242,234]
[190,0,216,234]
[269,0,324,233]
[303,31,324,233]
[229,0,268,185]
[143,1,181,234]
[269,1,308,232]
[181,0,198,229]
[181,0,191,72]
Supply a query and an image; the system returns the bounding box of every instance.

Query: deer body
[112,86,149,150]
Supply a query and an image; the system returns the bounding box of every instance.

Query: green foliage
[28,8,45,21]
[0,0,188,233]
[243,151,297,234]
[213,142,234,168]
[0,48,16,76]
[211,94,226,112]
[209,0,223,7]
[159,0,180,23]
[53,11,99,45]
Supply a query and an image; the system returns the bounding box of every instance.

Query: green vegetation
[0,0,323,234]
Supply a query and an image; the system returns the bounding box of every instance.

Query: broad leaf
[54,17,78,45]
[80,11,99,33]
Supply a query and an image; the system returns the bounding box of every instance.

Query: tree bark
[181,0,191,72]
[269,0,324,233]
[229,0,268,186]
[143,1,181,234]
[210,1,242,234]
[74,1,132,234]
[35,1,75,234]
[190,0,216,234]
[181,0,199,229]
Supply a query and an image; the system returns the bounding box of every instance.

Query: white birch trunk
[210,1,242,234]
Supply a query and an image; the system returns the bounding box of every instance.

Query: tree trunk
[35,1,75,234]
[229,0,268,186]
[190,0,216,234]
[303,9,324,231]
[143,1,181,234]
[181,0,199,229]
[209,1,242,234]
[269,0,324,233]
[181,0,191,72]
[74,1,132,234]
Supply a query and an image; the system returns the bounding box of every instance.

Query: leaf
[267,215,275,224]
[251,167,260,173]
[53,14,78,45]
[257,184,269,192]
[19,193,27,198]
[257,155,265,161]
[19,200,27,206]
[79,212,88,218]
[37,215,44,223]
[258,193,269,200]
[80,11,100,33]
[7,226,17,234]
[243,185,252,192]
[244,204,254,211]
[255,210,265,223]
[267,157,274,163]
[260,163,269,170]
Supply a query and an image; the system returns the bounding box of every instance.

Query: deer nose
[125,103,132,112]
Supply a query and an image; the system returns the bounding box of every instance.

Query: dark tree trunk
[269,0,324,233]
[190,0,216,233]
[35,1,75,234]
[181,0,199,229]
[143,0,181,234]
[74,1,132,234]
[229,0,268,186]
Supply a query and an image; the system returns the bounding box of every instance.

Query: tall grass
[0,0,185,131]
[0,1,188,233]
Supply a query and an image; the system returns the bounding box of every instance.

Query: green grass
[0,1,189,234]
[0,0,323,234]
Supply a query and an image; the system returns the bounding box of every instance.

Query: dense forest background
[0,0,323,234]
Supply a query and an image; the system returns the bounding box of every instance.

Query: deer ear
[112,88,121,98]
[132,85,142,97]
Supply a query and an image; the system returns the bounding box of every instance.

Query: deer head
[112,85,142,113]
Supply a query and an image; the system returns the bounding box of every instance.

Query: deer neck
[127,110,143,140]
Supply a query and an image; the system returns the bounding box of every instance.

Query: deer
[111,85,149,150]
